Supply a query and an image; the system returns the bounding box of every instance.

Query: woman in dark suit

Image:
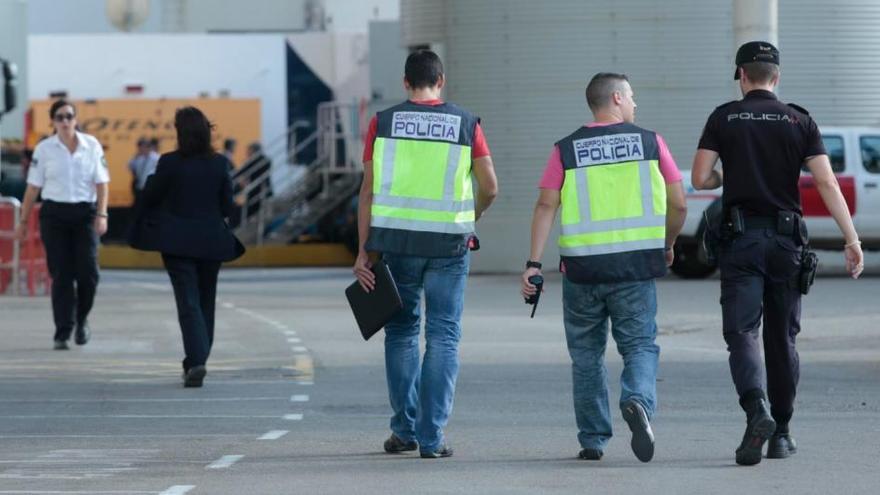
[133,106,244,388]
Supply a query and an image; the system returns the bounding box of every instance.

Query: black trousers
[39,201,99,341]
[162,254,221,371]
[720,228,802,426]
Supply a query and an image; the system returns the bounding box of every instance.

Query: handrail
[234,101,365,244]
[0,196,22,296]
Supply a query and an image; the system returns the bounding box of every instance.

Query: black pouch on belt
[727,206,745,236]
[776,210,797,236]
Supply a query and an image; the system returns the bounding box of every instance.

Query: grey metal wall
[400,0,880,272]
[778,0,880,127]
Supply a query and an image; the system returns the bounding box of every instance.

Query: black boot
[735,394,776,466]
[767,426,797,459]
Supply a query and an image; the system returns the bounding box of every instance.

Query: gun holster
[793,215,817,295]
[799,250,819,295]
[699,200,724,266]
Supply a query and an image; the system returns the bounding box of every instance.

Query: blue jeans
[562,277,660,451]
[383,253,469,453]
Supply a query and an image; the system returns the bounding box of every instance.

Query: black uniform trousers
[162,254,221,371]
[720,228,802,426]
[39,201,99,341]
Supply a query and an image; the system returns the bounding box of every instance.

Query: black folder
[345,261,403,341]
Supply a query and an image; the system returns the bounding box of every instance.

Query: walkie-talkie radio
[524,275,544,318]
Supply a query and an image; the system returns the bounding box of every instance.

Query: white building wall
[28,34,288,148]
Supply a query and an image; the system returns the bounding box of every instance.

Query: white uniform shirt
[27,132,111,203]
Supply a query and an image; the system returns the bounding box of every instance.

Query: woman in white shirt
[15,99,110,350]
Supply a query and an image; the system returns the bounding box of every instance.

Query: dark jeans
[162,254,221,371]
[39,201,99,341]
[720,229,802,425]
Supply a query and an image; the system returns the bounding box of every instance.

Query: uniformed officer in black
[691,41,864,466]
[15,100,110,350]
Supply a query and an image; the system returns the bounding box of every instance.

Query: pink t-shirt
[539,122,682,190]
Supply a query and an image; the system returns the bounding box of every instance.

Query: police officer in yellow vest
[354,50,498,459]
[522,73,687,462]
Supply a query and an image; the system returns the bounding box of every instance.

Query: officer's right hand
[353,250,376,292]
[844,242,864,279]
[521,267,542,299]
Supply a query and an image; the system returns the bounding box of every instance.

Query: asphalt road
[0,266,877,494]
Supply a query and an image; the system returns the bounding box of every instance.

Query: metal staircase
[234,102,363,246]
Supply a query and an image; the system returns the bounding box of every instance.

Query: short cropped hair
[404,50,444,89]
[585,73,630,112]
[740,62,779,85]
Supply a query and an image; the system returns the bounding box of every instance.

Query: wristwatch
[525,260,542,269]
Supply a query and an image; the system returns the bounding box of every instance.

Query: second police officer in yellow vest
[354,50,498,459]
[522,73,688,462]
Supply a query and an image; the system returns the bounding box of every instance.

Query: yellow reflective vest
[366,101,478,257]
[555,123,668,283]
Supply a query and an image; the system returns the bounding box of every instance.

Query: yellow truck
[27,98,261,208]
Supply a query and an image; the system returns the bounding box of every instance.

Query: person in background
[222,138,236,173]
[134,106,245,388]
[15,99,110,350]
[237,142,272,218]
[128,137,159,204]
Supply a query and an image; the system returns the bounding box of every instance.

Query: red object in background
[0,204,50,296]
[124,84,144,95]
[800,175,856,217]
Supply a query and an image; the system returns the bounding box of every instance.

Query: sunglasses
[53,113,75,122]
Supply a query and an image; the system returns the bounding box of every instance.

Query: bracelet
[526,260,542,269]
[96,213,109,218]
[845,240,861,248]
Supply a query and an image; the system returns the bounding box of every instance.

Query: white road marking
[128,282,171,292]
[221,302,235,309]
[283,414,304,421]
[286,337,302,344]
[291,346,308,353]
[290,394,309,402]
[258,430,289,440]
[299,381,314,386]
[206,455,243,470]
[160,487,196,495]
[283,330,298,336]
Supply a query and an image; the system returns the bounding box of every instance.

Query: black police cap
[734,41,779,80]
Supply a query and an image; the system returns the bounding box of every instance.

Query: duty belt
[742,216,777,230]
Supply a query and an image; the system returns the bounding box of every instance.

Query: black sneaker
[766,433,797,459]
[383,434,418,454]
[183,365,206,388]
[622,399,655,462]
[74,321,90,346]
[420,444,453,459]
[735,398,776,466]
[578,448,603,461]
[53,340,70,351]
